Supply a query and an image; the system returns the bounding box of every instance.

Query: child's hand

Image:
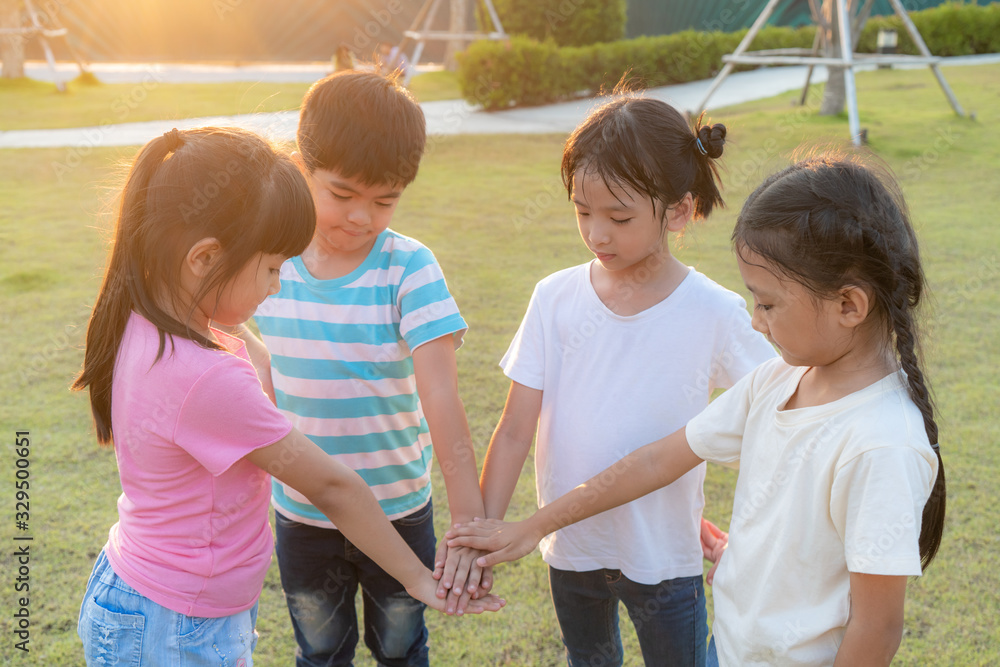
[407,571,505,616]
[700,517,729,585]
[446,517,542,568]
[433,540,493,609]
[432,538,488,614]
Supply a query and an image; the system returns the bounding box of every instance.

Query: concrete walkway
[3,55,997,149]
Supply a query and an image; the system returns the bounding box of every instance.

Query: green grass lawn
[0,69,460,131]
[1,63,998,665]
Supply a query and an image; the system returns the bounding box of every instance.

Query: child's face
[572,170,669,272]
[207,252,286,328]
[737,250,849,368]
[307,167,402,260]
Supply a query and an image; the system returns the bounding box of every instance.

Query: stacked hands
[440,516,730,612]
[429,541,502,615]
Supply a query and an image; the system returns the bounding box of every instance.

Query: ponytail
[73,127,315,447]
[690,114,726,219]
[72,134,182,445]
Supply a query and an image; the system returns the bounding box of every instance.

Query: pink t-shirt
[105,313,292,617]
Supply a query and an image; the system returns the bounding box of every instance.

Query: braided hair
[732,155,945,569]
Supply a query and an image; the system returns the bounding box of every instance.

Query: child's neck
[590,250,689,317]
[786,341,897,410]
[300,237,375,281]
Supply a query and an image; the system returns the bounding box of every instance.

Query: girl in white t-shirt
[476,95,775,666]
[450,155,945,666]
[73,127,502,666]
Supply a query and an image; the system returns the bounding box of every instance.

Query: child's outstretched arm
[832,573,906,666]
[412,335,490,613]
[245,429,505,616]
[480,381,542,520]
[448,426,703,567]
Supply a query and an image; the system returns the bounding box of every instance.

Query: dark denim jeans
[548,566,708,667]
[707,635,719,667]
[274,502,436,667]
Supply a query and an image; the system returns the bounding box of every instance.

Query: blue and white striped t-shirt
[254,229,467,528]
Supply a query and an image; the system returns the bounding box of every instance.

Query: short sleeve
[174,355,293,476]
[499,285,545,391]
[713,300,776,390]
[397,246,467,351]
[832,446,936,576]
[685,368,758,467]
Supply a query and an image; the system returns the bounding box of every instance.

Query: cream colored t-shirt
[687,357,937,666]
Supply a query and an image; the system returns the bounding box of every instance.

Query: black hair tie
[696,123,727,159]
[163,128,183,153]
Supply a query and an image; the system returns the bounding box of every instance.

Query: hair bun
[696,123,726,159]
[162,128,184,153]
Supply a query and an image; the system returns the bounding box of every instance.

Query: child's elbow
[854,615,904,665]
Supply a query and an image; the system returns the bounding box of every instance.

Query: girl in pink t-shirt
[73,127,503,666]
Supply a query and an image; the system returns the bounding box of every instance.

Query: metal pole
[409,0,444,71]
[24,0,64,91]
[693,0,785,113]
[399,0,437,53]
[482,0,506,35]
[835,0,862,145]
[887,0,964,116]
[799,29,823,106]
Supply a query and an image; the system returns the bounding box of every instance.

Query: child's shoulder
[120,313,253,393]
[381,228,433,254]
[535,262,590,292]
[680,268,751,311]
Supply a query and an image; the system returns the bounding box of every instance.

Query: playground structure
[0,0,88,90]
[693,0,965,145]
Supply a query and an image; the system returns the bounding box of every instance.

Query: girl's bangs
[255,162,316,259]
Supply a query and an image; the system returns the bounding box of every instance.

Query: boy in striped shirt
[243,71,489,667]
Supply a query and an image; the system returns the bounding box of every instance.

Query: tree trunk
[821,66,846,116]
[1,0,26,79]
[819,0,845,116]
[818,0,874,116]
[443,0,466,72]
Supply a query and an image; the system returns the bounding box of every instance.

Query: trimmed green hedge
[459,2,1000,109]
[491,0,627,47]
[855,2,1000,56]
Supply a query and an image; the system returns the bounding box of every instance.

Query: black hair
[297,70,426,187]
[73,127,315,446]
[562,95,727,221]
[733,154,946,569]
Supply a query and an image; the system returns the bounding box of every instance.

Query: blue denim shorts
[78,548,258,666]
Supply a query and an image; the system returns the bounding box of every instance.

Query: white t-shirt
[686,358,938,666]
[502,262,776,583]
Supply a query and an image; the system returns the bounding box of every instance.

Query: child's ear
[290,151,306,171]
[664,192,694,233]
[838,285,872,328]
[185,238,222,279]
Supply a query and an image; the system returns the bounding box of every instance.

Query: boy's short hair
[297,70,426,187]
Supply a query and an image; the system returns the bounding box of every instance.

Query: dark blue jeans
[548,566,708,667]
[274,502,436,667]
